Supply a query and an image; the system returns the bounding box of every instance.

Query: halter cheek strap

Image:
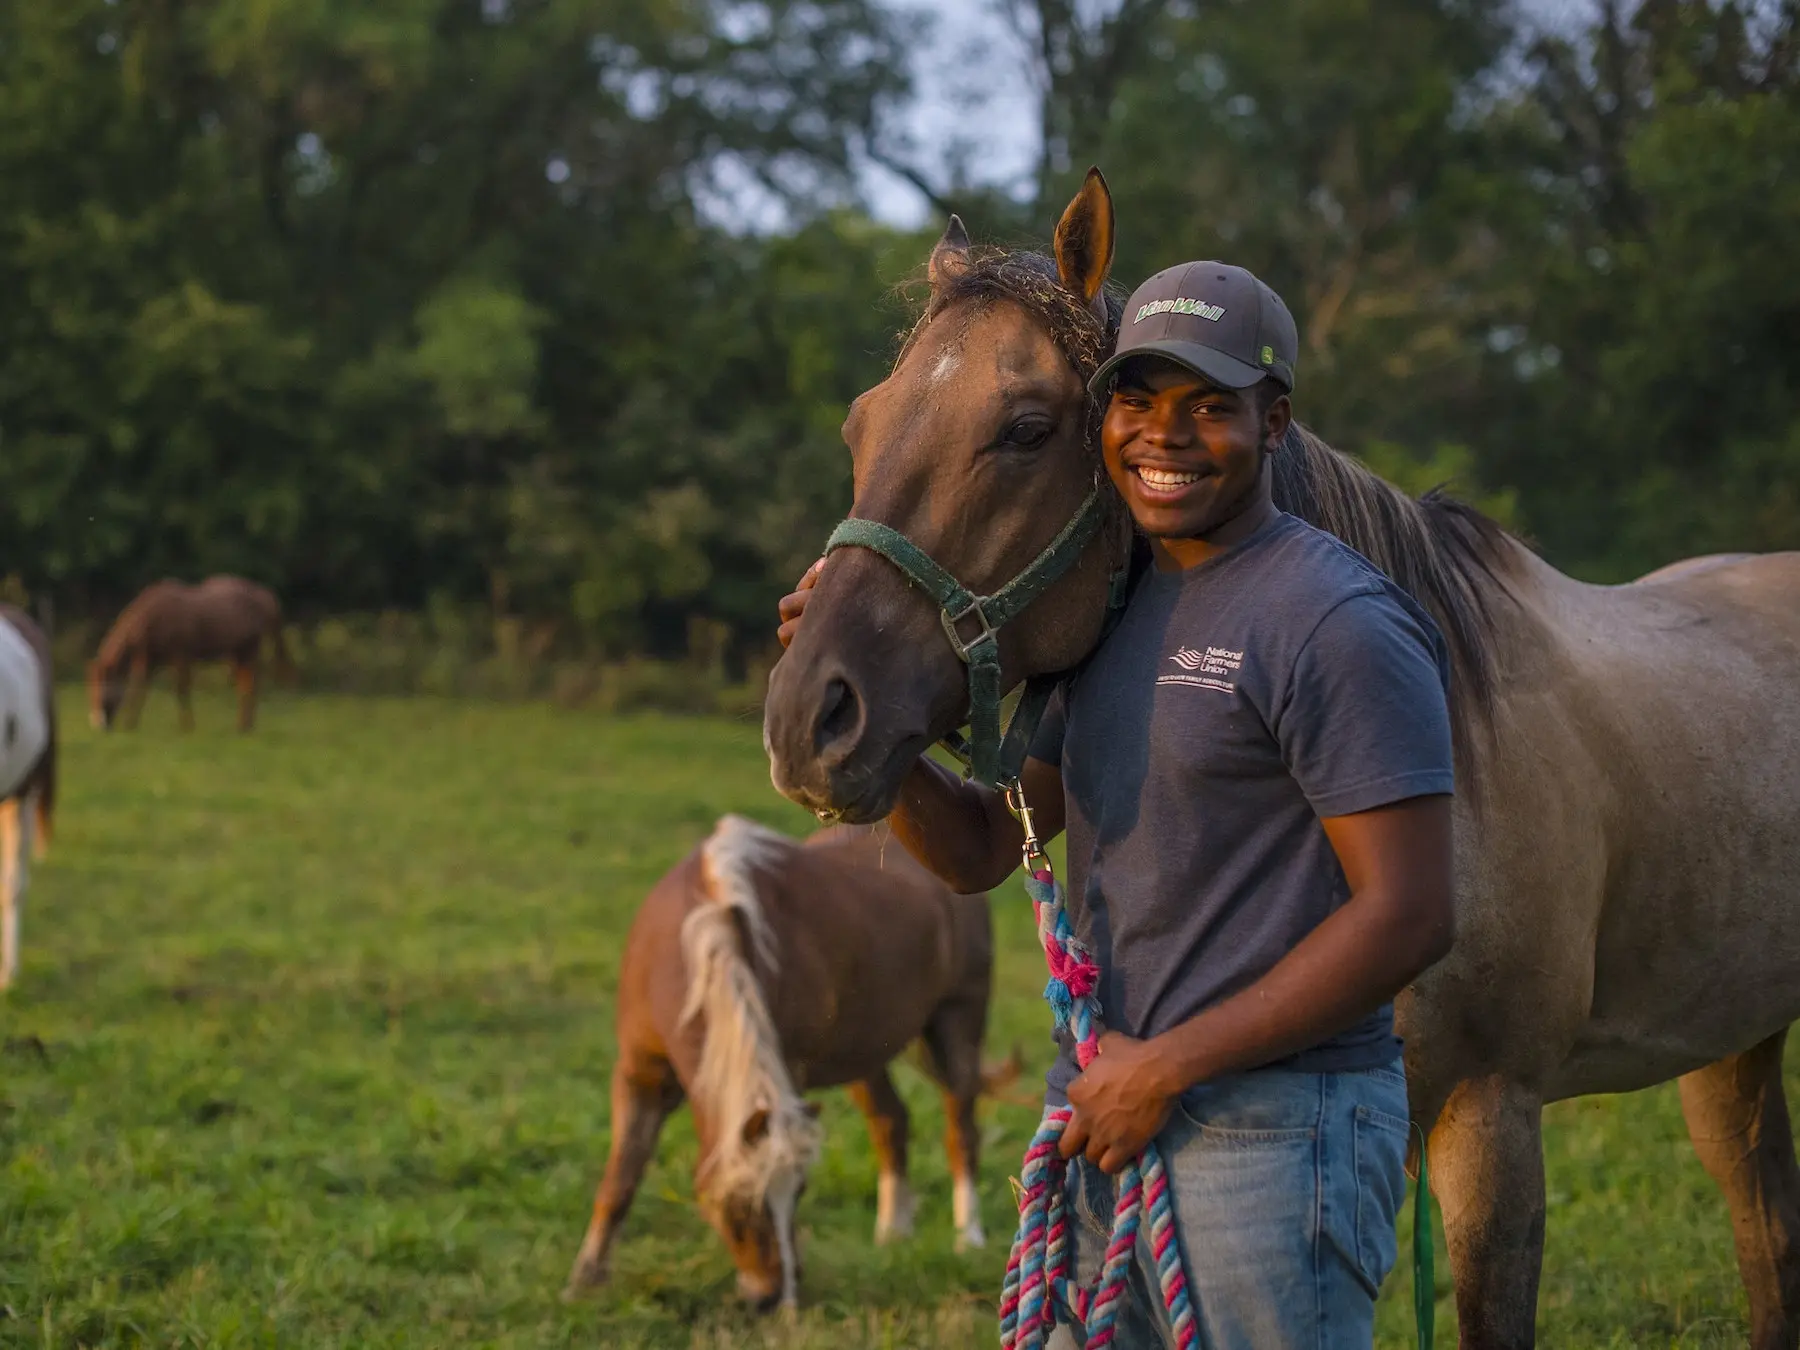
[824,484,1114,786]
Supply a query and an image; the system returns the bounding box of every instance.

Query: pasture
[0,688,1762,1346]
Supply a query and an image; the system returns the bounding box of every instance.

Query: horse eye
[1002,418,1053,449]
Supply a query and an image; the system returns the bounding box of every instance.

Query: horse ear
[742,1107,771,1145]
[1053,167,1115,322]
[928,214,972,289]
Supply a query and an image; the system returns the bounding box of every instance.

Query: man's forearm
[887,755,1022,894]
[1144,890,1452,1096]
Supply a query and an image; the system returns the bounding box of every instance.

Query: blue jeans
[1045,1061,1410,1350]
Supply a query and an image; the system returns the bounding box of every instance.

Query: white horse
[0,605,55,990]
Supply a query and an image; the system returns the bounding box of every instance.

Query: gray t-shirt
[1030,510,1454,1103]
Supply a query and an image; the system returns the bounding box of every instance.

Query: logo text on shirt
[1160,645,1241,694]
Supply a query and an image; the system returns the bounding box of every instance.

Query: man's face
[1100,358,1287,541]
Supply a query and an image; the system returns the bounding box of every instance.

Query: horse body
[0,605,55,991]
[762,176,1800,1347]
[90,575,291,731]
[564,815,1003,1310]
[1556,552,1800,1093]
[1421,547,1800,1100]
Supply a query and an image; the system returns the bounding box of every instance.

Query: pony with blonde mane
[564,815,1015,1310]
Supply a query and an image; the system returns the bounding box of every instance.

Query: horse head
[763,171,1133,822]
[87,656,124,731]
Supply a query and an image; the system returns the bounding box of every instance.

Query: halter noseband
[823,484,1121,786]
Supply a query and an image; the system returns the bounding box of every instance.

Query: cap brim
[1089,340,1274,400]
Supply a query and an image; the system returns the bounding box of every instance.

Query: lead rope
[997,781,1198,1350]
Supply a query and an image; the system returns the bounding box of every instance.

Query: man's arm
[1062,793,1454,1172]
[888,753,1065,895]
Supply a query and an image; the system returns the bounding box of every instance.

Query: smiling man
[778,261,1456,1347]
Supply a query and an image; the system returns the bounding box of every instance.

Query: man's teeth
[1134,466,1201,489]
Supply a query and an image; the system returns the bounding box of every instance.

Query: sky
[852,0,1602,229]
[857,0,1040,227]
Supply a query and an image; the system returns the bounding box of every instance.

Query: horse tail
[681,815,821,1219]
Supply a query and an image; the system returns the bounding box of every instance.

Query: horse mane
[682,816,821,1223]
[1271,424,1515,761]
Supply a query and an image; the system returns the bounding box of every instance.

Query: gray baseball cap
[1091,261,1298,397]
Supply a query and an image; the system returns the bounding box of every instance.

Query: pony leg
[234,658,259,732]
[563,1055,683,1299]
[850,1070,914,1243]
[174,661,195,732]
[922,1001,988,1250]
[1430,1073,1546,1349]
[0,794,28,991]
[1681,1029,1800,1350]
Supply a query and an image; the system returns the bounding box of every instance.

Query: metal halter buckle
[940,596,998,662]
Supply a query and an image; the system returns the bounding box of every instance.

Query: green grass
[0,689,1762,1346]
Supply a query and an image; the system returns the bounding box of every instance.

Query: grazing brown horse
[89,576,293,733]
[763,171,1800,1347]
[0,604,55,991]
[563,814,1012,1311]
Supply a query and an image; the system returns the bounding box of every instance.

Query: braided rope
[999,864,1198,1350]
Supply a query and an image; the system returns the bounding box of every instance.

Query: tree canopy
[2,0,1794,664]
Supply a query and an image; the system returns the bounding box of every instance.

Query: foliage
[0,0,915,662]
[0,692,1766,1345]
[1,0,1797,652]
[998,0,1799,580]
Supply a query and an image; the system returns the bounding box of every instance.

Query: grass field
[0,688,1762,1347]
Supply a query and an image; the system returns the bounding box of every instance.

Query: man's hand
[1059,1032,1177,1174]
[776,557,826,649]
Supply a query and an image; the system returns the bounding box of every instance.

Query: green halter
[824,484,1121,786]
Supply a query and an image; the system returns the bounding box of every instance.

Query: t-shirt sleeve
[1027,685,1068,767]
[1276,590,1455,818]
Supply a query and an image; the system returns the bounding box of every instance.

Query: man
[778,262,1455,1347]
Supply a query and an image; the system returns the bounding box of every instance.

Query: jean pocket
[1358,1064,1408,1092]
[1175,1073,1323,1145]
[1352,1104,1410,1293]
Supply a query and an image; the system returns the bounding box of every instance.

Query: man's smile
[1126,461,1215,501]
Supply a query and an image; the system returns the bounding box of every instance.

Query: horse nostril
[814,676,864,764]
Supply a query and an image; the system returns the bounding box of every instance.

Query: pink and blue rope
[999,866,1198,1350]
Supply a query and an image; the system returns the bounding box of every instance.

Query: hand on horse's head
[775,557,826,651]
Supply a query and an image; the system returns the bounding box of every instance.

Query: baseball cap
[1091,261,1298,397]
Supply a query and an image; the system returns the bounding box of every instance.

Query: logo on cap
[1134,297,1225,324]
[1261,346,1274,365]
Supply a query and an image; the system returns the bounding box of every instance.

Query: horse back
[766,822,988,1084]
[102,576,282,666]
[628,818,989,1092]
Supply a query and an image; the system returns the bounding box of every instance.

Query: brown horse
[89,576,293,733]
[563,814,1013,1311]
[763,172,1800,1348]
[0,604,55,991]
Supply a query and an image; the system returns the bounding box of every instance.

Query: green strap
[1414,1124,1435,1350]
[824,486,1108,785]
